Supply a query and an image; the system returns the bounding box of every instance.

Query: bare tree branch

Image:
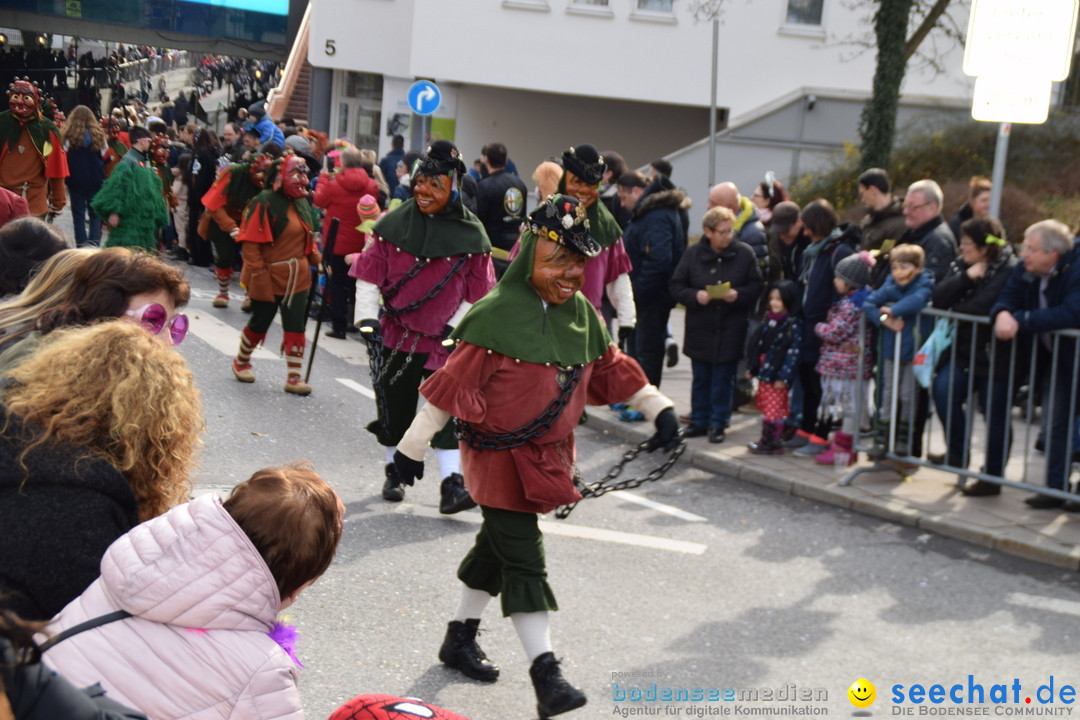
[687,0,726,23]
[905,0,953,61]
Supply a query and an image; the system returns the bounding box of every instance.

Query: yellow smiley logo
[848,678,876,708]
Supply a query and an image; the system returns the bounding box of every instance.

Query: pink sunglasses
[124,303,189,346]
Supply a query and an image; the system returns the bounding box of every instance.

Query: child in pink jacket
[41,463,343,720]
[813,252,876,465]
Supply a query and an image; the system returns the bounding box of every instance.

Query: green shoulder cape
[451,229,611,366]
[372,196,490,258]
[243,188,315,240]
[556,176,622,249]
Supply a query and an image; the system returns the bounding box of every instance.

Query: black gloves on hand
[617,326,635,352]
[358,318,381,345]
[393,450,424,486]
[646,407,681,453]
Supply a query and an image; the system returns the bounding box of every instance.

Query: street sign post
[407,80,441,117]
[963,0,1079,217]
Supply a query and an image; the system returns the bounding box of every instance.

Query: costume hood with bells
[557,143,622,249]
[371,139,490,258]
[451,194,611,366]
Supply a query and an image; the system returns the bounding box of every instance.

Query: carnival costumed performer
[231,154,322,395]
[150,134,178,212]
[91,126,169,251]
[0,77,68,219]
[350,139,495,514]
[393,195,680,719]
[201,153,272,307]
[556,143,635,343]
[102,118,129,178]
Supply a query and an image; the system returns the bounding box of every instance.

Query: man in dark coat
[857,167,908,251]
[475,141,527,277]
[619,172,686,387]
[897,179,957,284]
[991,220,1080,509]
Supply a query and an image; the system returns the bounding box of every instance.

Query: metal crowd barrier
[841,306,1080,504]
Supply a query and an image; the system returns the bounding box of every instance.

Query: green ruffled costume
[92,159,169,251]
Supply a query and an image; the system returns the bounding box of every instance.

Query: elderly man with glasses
[898,179,957,284]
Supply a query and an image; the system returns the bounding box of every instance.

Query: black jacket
[795,223,860,362]
[901,215,957,284]
[624,177,686,307]
[931,249,1018,380]
[670,239,763,365]
[0,406,139,621]
[475,169,527,251]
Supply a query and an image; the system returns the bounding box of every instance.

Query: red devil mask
[151,135,171,165]
[275,155,309,199]
[249,154,272,189]
[7,80,40,122]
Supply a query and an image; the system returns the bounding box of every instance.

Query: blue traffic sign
[407,80,441,116]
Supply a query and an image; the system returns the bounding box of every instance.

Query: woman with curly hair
[0,246,189,371]
[60,105,107,248]
[0,322,203,621]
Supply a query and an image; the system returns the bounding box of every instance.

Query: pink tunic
[420,342,648,514]
[351,236,496,370]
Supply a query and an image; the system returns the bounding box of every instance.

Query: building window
[786,0,822,25]
[638,0,672,10]
[572,0,608,5]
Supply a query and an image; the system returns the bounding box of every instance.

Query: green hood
[451,229,611,366]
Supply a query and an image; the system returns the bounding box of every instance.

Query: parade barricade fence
[841,306,1080,504]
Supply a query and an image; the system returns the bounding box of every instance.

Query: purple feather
[268,621,304,668]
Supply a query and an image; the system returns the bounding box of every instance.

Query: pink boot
[815,431,856,466]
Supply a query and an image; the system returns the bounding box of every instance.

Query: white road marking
[187,312,278,360]
[336,377,375,399]
[187,299,367,367]
[394,504,707,555]
[1007,592,1080,617]
[608,490,707,522]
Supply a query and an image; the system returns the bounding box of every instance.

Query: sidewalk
[586,307,1080,571]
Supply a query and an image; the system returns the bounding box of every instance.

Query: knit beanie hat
[356,193,381,233]
[835,251,875,290]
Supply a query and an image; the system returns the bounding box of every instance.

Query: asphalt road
[160,262,1080,720]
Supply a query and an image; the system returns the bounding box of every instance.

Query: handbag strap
[38,610,132,654]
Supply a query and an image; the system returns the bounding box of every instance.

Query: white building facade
[308,0,973,211]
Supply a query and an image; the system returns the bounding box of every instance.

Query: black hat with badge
[528,194,601,258]
[561,144,605,185]
[414,139,467,178]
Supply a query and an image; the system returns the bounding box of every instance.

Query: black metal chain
[458,365,584,450]
[554,435,686,519]
[382,255,469,317]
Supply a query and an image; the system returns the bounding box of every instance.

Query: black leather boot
[382,463,404,502]
[438,619,499,682]
[439,473,476,514]
[530,651,586,718]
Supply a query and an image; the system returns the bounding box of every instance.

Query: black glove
[646,407,681,453]
[617,326,635,352]
[358,318,381,345]
[393,450,424,486]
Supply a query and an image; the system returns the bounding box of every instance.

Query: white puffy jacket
[42,494,303,720]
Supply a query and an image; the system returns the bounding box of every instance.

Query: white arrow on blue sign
[407,80,441,116]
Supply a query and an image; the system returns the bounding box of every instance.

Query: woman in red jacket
[312,146,378,339]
